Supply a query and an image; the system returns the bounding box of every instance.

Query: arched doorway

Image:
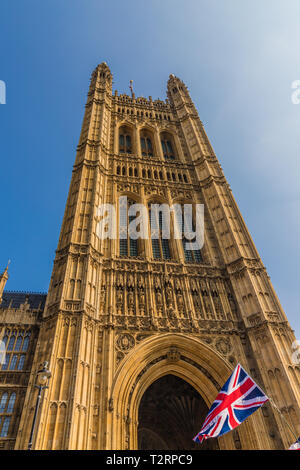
[138,374,219,450]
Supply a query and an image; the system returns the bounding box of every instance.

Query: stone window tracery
[1,329,30,371]
[0,391,16,437]
[149,204,171,260]
[119,198,139,257]
[140,130,155,158]
[160,132,176,160]
[119,126,132,154]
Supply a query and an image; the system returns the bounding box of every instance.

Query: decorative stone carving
[167,346,181,362]
[116,289,123,305]
[202,336,213,344]
[127,274,134,288]
[190,278,198,293]
[176,292,184,309]
[127,291,135,313]
[165,285,174,307]
[116,351,125,366]
[136,334,152,342]
[215,338,231,355]
[116,333,135,352]
[138,290,145,311]
[100,285,106,308]
[116,273,124,288]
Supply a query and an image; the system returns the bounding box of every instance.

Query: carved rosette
[167,346,181,362]
[116,333,135,352]
[215,337,232,356]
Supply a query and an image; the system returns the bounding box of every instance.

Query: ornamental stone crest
[116,333,135,352]
[167,346,181,362]
[215,337,231,355]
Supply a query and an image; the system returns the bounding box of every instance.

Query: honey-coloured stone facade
[0,63,299,450]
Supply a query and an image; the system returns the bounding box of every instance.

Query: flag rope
[250,370,298,442]
[237,365,298,442]
[267,397,298,442]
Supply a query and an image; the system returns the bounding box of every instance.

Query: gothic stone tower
[14,63,300,450]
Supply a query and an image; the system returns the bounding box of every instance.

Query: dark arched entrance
[138,374,219,450]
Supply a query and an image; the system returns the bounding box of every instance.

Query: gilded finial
[0,260,10,303]
[129,80,134,98]
[2,260,10,276]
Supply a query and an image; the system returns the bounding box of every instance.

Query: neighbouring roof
[0,291,47,311]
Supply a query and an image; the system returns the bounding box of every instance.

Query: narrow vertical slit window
[149,205,171,260]
[161,133,176,160]
[119,199,138,257]
[119,126,132,154]
[181,204,203,263]
[140,131,154,157]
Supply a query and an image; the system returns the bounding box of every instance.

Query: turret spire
[0,260,10,304]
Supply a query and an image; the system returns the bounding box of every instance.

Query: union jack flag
[193,363,269,443]
[289,437,300,450]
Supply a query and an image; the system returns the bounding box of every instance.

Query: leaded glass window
[7,335,16,351]
[140,134,154,157]
[0,391,16,438]
[15,334,23,351]
[6,393,16,413]
[21,334,30,352]
[17,355,26,371]
[149,206,171,260]
[0,394,8,413]
[119,126,132,154]
[182,237,203,263]
[119,199,139,257]
[9,355,18,370]
[161,133,176,160]
[0,329,31,371]
[0,417,10,437]
[181,204,203,263]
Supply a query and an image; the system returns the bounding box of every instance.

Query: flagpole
[267,397,298,442]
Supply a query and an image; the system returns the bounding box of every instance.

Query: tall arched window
[119,198,139,257]
[0,391,16,438]
[6,393,16,413]
[0,329,31,371]
[140,130,154,157]
[119,126,132,154]
[0,393,8,413]
[22,333,30,352]
[9,355,18,370]
[179,204,203,263]
[1,354,10,371]
[17,355,26,371]
[7,335,16,351]
[182,237,203,263]
[160,132,176,160]
[149,204,171,260]
[0,417,10,437]
[15,334,23,351]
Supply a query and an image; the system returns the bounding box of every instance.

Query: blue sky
[0,1,299,338]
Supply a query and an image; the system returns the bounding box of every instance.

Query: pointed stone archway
[138,374,218,450]
[107,333,263,450]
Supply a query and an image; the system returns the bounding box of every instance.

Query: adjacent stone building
[0,63,299,450]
